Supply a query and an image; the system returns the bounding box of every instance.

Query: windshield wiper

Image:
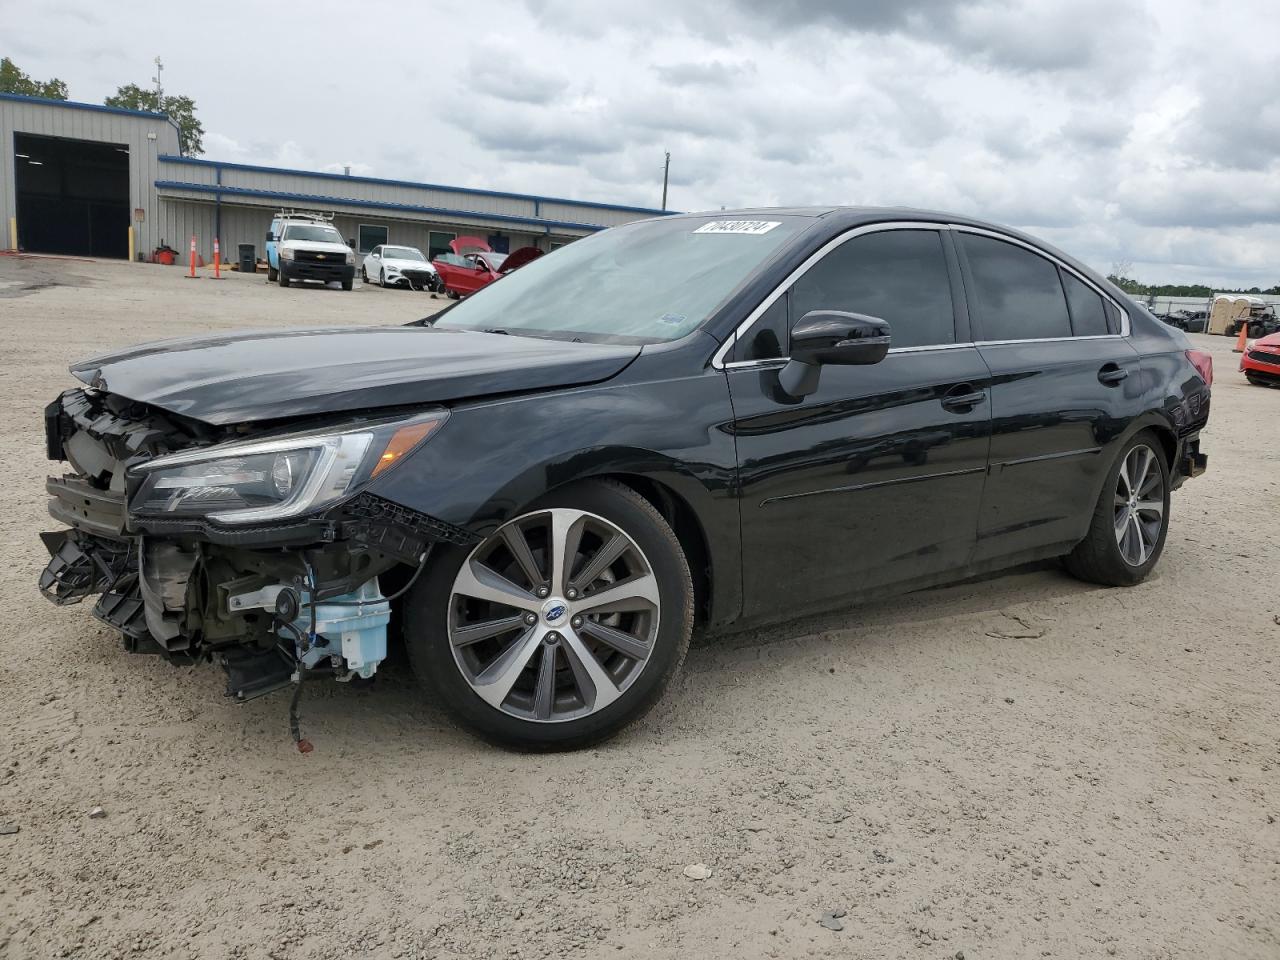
[482,328,511,335]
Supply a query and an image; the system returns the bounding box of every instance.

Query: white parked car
[361,245,440,291]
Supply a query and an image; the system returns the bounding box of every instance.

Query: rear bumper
[1173,433,1207,490]
[281,260,355,282]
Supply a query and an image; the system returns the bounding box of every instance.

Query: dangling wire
[317,549,432,605]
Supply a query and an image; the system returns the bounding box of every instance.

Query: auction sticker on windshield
[693,220,781,235]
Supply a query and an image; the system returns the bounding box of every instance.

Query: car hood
[70,326,641,426]
[502,246,543,272]
[450,236,491,255]
[1254,330,1280,348]
[284,240,350,254]
[382,257,435,272]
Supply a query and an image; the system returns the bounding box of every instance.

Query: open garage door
[14,133,130,258]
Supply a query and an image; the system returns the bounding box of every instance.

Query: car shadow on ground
[149,558,1105,756]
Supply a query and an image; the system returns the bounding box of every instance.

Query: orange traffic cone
[211,237,223,280]
[185,235,199,279]
[1232,320,1249,353]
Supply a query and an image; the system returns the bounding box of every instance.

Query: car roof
[657,205,1030,230]
[650,205,1126,317]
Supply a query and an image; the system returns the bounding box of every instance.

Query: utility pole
[661,151,671,211]
[152,56,164,101]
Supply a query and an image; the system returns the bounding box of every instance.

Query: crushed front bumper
[39,387,476,701]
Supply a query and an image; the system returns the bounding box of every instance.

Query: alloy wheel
[1113,443,1164,566]
[448,508,661,722]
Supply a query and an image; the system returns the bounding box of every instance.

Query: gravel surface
[1,256,1277,959]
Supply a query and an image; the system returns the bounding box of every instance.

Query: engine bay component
[279,579,391,680]
[226,578,392,680]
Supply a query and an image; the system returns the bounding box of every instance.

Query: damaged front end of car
[39,387,474,716]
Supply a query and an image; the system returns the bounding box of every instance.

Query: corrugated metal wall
[0,96,181,256]
[3,95,671,264]
[154,197,553,265]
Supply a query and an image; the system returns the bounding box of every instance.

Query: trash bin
[238,243,256,274]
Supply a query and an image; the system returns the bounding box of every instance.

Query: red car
[432,236,543,298]
[1241,330,1280,386]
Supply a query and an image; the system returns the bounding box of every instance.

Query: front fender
[366,370,743,625]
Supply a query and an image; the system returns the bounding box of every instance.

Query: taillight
[1186,349,1213,388]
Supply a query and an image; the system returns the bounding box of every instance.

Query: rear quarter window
[1061,270,1110,336]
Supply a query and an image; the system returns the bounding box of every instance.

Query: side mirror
[371,252,380,259]
[347,238,355,248]
[778,311,890,398]
[265,231,275,241]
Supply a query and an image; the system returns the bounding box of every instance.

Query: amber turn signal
[371,420,441,477]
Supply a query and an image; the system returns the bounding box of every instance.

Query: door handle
[940,385,986,412]
[1098,364,1128,386]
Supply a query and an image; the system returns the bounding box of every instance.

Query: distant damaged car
[361,244,440,291]
[432,236,543,298]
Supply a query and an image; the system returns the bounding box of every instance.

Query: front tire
[1065,431,1170,586]
[341,278,353,291]
[277,267,289,287]
[404,480,693,750]
[267,265,278,282]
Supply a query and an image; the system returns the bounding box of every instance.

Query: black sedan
[38,208,1212,749]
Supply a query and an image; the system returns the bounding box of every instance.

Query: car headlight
[128,410,448,524]
[345,251,356,265]
[280,246,296,260]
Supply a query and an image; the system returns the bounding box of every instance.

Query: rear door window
[1061,270,1110,336]
[960,234,1072,341]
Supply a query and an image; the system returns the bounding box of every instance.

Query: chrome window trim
[948,224,1131,338]
[711,221,1130,370]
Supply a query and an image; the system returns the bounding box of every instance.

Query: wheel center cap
[541,598,569,625]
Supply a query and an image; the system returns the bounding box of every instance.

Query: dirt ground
[0,256,1277,960]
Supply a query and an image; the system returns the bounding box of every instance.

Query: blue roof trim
[0,91,168,121]
[155,181,610,233]
[157,154,675,217]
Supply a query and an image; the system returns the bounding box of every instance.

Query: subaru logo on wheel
[544,603,567,623]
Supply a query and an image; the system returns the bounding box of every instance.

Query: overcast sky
[6,0,1279,286]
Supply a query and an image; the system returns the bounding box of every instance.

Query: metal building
[1,93,182,258]
[2,92,669,265]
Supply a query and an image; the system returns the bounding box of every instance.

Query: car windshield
[481,253,507,270]
[435,215,804,342]
[282,224,343,244]
[384,246,425,261]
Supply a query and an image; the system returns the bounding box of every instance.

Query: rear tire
[1065,431,1170,587]
[403,480,694,751]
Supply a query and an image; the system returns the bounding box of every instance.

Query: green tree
[1106,273,1148,296]
[0,57,68,99]
[104,83,204,156]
